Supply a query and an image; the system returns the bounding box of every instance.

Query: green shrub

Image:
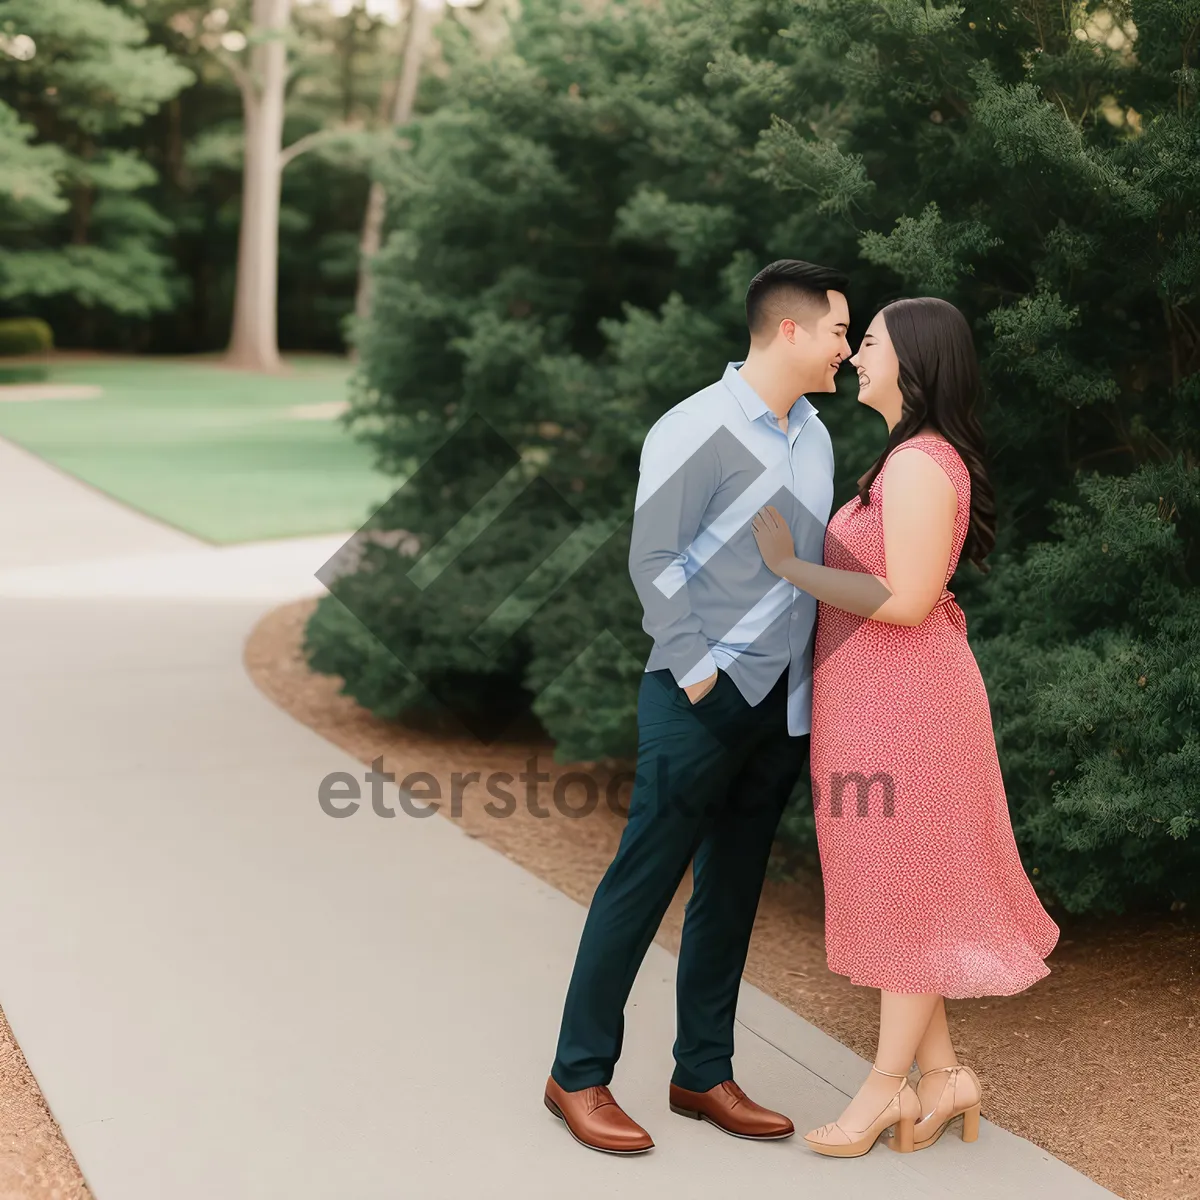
[308,0,1200,915]
[0,318,53,357]
[0,365,49,384]
[969,460,1200,915]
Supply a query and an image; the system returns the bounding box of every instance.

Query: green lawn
[0,355,395,543]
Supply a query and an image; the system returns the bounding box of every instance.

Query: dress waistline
[935,588,968,636]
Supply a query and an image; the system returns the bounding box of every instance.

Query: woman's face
[850,311,903,424]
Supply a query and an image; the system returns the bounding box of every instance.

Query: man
[544,260,851,1153]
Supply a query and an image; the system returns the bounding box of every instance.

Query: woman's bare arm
[752,446,957,627]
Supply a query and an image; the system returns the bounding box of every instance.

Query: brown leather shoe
[544,1076,654,1154]
[669,1079,795,1140]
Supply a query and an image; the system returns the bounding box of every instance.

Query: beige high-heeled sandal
[899,1063,982,1151]
[802,1065,920,1158]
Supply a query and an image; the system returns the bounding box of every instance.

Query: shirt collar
[723,361,817,426]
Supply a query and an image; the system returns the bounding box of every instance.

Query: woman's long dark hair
[855,297,996,572]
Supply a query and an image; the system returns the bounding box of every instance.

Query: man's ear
[780,317,796,344]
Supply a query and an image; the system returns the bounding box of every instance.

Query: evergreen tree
[307,0,1200,914]
[0,0,399,350]
[0,98,65,214]
[0,0,194,332]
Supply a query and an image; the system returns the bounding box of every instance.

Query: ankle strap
[870,1064,910,1079]
[920,1064,963,1076]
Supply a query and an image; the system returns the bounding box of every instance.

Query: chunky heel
[891,1114,915,1153]
[906,1063,983,1152]
[961,1101,980,1143]
[669,1102,702,1120]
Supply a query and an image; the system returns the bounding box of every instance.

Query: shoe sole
[669,1102,795,1140]
[803,1133,890,1158]
[544,1096,653,1154]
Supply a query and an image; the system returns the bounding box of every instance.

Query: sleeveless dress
[809,435,1059,998]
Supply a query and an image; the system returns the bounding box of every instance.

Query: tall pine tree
[0,0,194,334]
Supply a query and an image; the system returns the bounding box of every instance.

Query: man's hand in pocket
[683,670,719,705]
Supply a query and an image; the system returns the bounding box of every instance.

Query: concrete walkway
[0,435,1116,1199]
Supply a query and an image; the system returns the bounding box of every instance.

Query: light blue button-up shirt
[628,361,835,736]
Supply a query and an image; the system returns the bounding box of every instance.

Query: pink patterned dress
[810,435,1059,998]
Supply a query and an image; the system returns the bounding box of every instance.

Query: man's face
[785,290,851,392]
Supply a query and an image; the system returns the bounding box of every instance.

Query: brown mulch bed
[0,1010,89,1200]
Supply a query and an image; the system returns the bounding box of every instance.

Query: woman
[750,296,1058,1158]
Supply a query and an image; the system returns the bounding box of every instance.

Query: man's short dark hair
[745,259,850,340]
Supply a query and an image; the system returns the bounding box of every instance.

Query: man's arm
[628,411,720,689]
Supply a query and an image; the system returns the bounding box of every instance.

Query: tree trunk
[352,0,442,338]
[226,0,291,371]
[166,96,185,190]
[73,139,97,346]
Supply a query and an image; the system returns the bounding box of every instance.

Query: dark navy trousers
[550,665,810,1093]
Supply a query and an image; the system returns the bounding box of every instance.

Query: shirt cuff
[675,652,719,689]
